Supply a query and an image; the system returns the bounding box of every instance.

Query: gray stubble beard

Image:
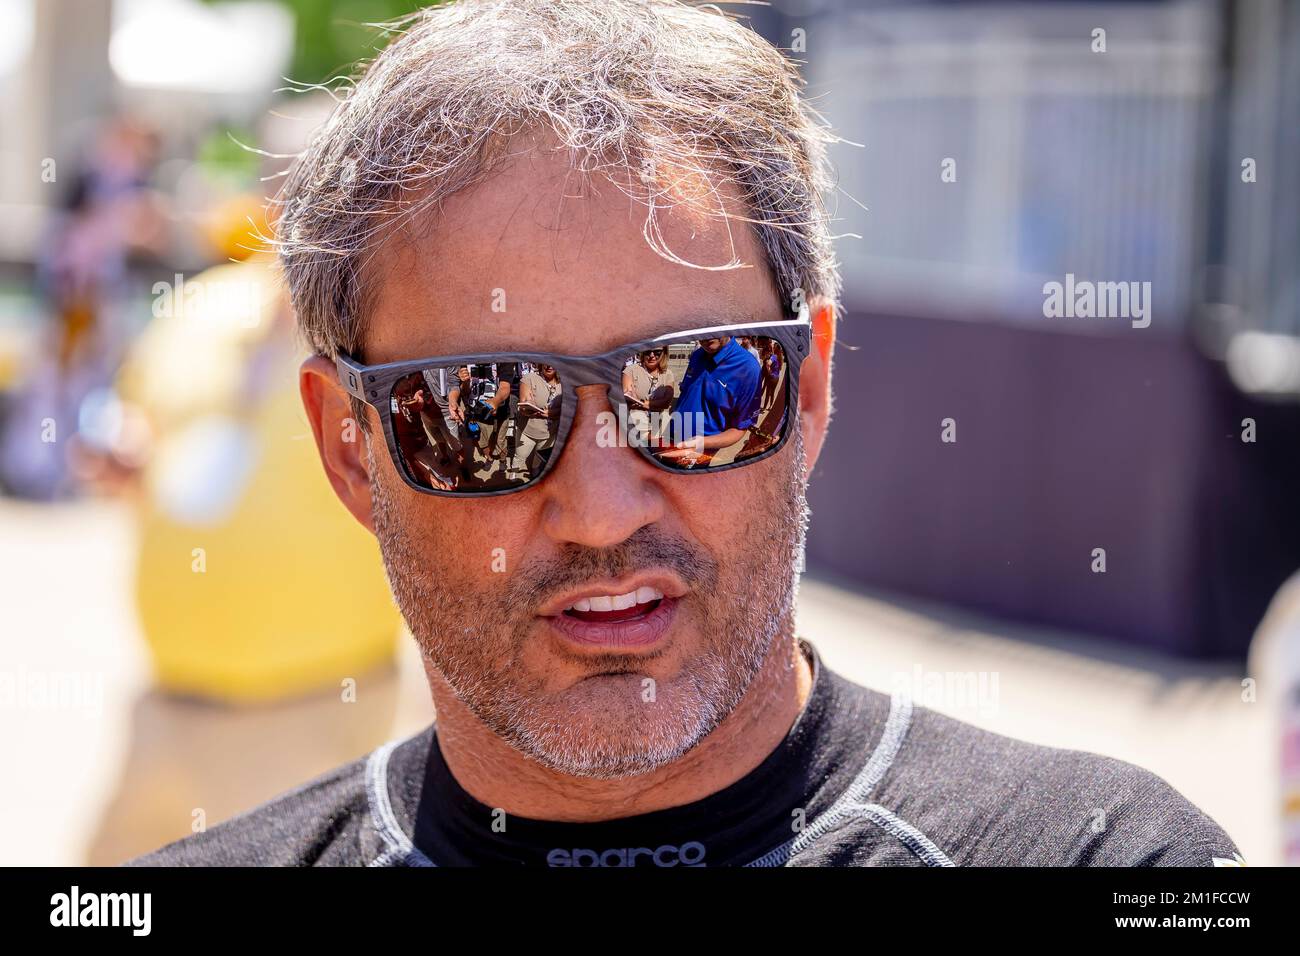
[368,427,809,779]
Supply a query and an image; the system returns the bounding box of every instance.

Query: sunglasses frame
[336,306,811,497]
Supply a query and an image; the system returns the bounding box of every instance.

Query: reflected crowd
[390,334,790,492]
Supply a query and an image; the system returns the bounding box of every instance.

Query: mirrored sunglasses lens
[390,362,564,493]
[619,335,789,469]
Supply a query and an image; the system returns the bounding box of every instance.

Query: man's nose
[537,384,665,550]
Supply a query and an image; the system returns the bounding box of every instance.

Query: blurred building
[752,0,1300,659]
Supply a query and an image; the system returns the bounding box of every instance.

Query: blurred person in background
[71,157,407,864]
[45,117,163,381]
[1250,572,1300,866]
[0,117,165,499]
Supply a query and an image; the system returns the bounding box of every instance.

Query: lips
[564,586,664,623]
[541,577,685,650]
[538,575,687,618]
[547,596,677,648]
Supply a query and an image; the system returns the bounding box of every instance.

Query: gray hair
[272,0,842,362]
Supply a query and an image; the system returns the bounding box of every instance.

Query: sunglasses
[336,306,809,496]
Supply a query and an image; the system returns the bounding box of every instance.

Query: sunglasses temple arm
[335,354,372,404]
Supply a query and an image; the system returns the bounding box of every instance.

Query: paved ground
[0,497,1275,865]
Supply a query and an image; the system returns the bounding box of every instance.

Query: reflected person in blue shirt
[662,336,761,466]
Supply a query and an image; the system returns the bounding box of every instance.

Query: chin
[506,673,721,779]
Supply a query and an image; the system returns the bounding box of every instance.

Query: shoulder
[869,696,1241,866]
[125,757,370,867]
[125,729,433,867]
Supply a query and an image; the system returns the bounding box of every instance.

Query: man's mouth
[543,578,683,650]
[562,586,664,624]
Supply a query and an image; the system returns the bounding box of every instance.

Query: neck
[423,633,813,822]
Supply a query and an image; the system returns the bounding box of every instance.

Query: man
[662,334,762,467]
[452,361,516,475]
[131,0,1239,867]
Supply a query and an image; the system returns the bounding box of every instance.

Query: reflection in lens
[391,361,563,492]
[621,335,788,469]
[621,347,674,450]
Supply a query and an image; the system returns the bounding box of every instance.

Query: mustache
[504,527,719,610]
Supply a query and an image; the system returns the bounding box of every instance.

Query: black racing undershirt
[409,639,884,867]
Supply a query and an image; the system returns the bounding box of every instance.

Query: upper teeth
[567,586,664,612]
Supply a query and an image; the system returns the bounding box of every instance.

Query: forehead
[361,142,780,363]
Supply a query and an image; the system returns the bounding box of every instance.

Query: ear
[300,355,375,532]
[796,297,835,480]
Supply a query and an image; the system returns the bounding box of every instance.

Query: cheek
[659,460,775,551]
[374,460,539,584]
[457,500,539,579]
